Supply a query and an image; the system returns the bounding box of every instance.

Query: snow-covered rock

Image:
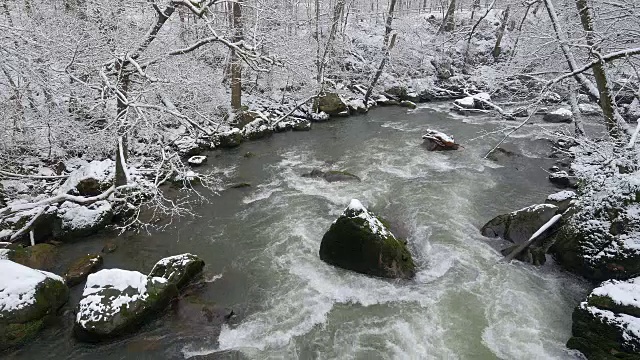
[481,204,560,245]
[546,190,576,213]
[313,92,348,116]
[187,155,207,167]
[567,276,640,358]
[59,159,115,196]
[174,136,202,157]
[578,103,602,116]
[274,117,311,132]
[0,260,68,350]
[241,117,273,140]
[399,100,417,109]
[74,269,178,342]
[550,142,640,281]
[422,129,460,151]
[54,200,113,240]
[548,170,577,189]
[346,98,368,114]
[149,253,204,289]
[214,128,243,148]
[454,96,476,109]
[319,199,415,279]
[543,108,573,123]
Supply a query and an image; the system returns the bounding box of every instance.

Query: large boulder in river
[0,260,69,351]
[149,253,204,290]
[567,276,640,359]
[53,200,113,240]
[74,269,178,342]
[319,200,415,279]
[481,204,560,245]
[313,92,348,116]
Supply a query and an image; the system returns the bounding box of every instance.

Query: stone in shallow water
[422,129,459,151]
[64,254,103,287]
[74,269,178,342]
[149,253,205,290]
[0,260,68,350]
[319,199,415,279]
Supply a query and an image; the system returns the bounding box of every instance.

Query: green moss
[588,295,640,318]
[0,318,45,351]
[567,306,640,359]
[319,212,415,279]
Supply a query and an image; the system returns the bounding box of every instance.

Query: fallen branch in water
[503,214,563,263]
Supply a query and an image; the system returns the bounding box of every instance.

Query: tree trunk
[491,5,510,60]
[317,0,345,86]
[114,60,130,187]
[364,0,398,104]
[230,0,243,114]
[575,0,617,137]
[439,0,456,33]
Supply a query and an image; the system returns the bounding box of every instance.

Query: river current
[9,104,590,360]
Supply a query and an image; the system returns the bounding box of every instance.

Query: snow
[76,269,167,327]
[153,253,196,269]
[0,260,64,315]
[473,92,491,102]
[547,190,576,202]
[454,96,475,108]
[0,249,9,260]
[549,170,569,179]
[550,108,573,117]
[422,129,455,144]
[57,200,111,231]
[592,277,640,309]
[188,156,207,165]
[0,230,12,240]
[58,159,115,195]
[344,199,392,238]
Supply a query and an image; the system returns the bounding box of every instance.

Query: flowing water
[8,104,590,360]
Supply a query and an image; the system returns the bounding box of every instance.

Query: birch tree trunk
[492,5,510,60]
[230,0,243,114]
[365,0,398,104]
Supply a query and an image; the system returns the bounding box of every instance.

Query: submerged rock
[149,254,204,290]
[74,269,178,342]
[543,108,573,123]
[549,170,578,189]
[0,260,69,351]
[302,169,361,183]
[567,277,640,359]
[422,129,460,151]
[64,254,103,287]
[319,199,415,279]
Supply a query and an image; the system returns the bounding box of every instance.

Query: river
[8,104,590,359]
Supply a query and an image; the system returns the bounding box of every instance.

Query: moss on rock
[149,253,205,290]
[319,200,415,279]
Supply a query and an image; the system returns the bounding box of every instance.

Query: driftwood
[503,214,563,262]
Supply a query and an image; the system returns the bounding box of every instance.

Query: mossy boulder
[481,204,560,244]
[550,221,640,282]
[319,199,415,279]
[149,254,204,290]
[74,269,178,342]
[64,254,103,287]
[5,244,58,271]
[313,92,348,116]
[0,260,69,351]
[567,277,640,359]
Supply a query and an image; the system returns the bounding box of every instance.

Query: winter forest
[1,0,640,358]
